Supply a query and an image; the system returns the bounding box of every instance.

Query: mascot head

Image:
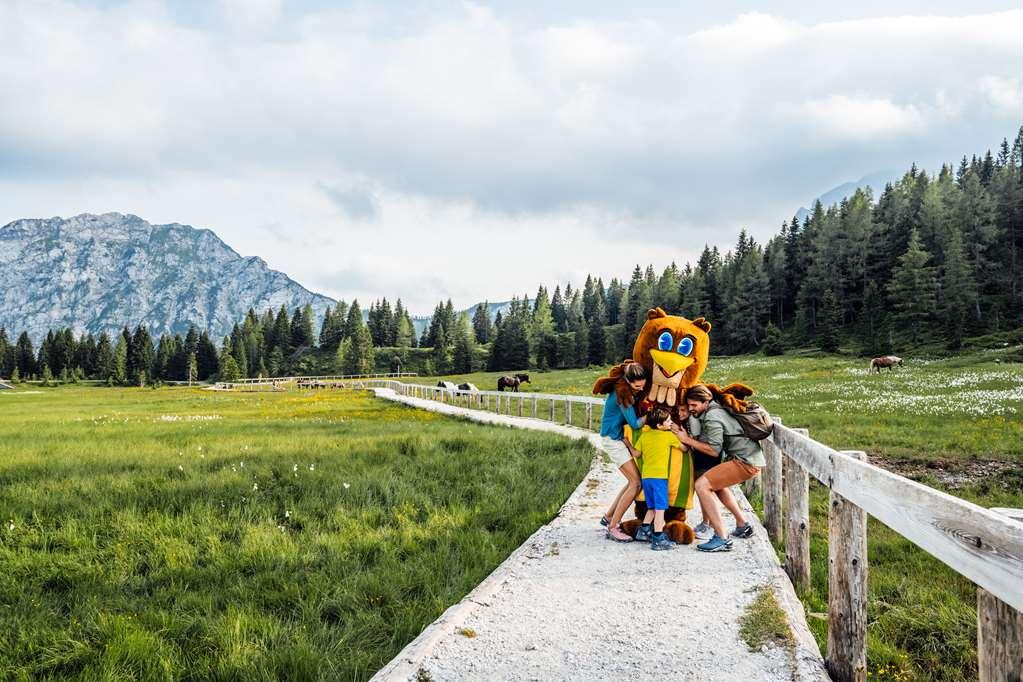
[632,308,711,407]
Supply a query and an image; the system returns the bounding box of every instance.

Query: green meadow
[2,350,1020,681]
[424,350,1023,680]
[0,387,591,680]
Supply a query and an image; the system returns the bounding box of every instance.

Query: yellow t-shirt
[634,428,679,479]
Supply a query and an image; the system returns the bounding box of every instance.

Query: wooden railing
[217,372,417,389]
[347,379,1023,682]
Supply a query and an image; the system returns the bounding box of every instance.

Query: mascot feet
[620,518,643,539]
[664,520,696,545]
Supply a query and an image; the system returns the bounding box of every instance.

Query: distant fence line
[336,377,1023,682]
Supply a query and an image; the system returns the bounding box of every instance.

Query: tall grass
[0,387,592,680]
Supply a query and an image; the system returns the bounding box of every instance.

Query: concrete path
[369,388,828,682]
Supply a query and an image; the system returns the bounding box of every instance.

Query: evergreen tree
[551,286,569,332]
[432,326,450,374]
[344,325,375,375]
[196,331,219,379]
[452,315,475,374]
[887,229,937,346]
[940,224,973,349]
[859,281,890,357]
[472,302,494,344]
[587,301,607,365]
[817,288,842,353]
[762,322,785,356]
[112,335,128,384]
[219,354,241,382]
[623,266,652,342]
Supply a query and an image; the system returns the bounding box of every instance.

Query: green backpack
[711,402,775,441]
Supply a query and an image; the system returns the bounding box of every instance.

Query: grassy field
[422,351,1023,680]
[0,386,592,680]
[424,350,1023,461]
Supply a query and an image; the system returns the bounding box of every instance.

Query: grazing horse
[497,373,531,392]
[868,355,903,373]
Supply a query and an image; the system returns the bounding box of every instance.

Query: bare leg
[608,459,642,528]
[695,476,726,538]
[642,507,654,525]
[714,487,747,528]
[653,509,665,533]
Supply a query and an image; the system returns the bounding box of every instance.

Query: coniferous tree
[452,315,475,374]
[472,302,494,344]
[817,288,842,353]
[887,229,937,346]
[112,335,128,384]
[940,224,973,349]
[762,322,785,356]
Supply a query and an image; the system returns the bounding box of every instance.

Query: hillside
[0,213,334,342]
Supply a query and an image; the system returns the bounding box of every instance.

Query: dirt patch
[871,455,1021,492]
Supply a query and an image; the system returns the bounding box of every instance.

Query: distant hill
[794,170,898,222]
[0,213,334,343]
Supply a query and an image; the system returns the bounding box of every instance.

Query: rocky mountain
[0,213,334,343]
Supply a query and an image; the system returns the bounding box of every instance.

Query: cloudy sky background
[2,1,1023,314]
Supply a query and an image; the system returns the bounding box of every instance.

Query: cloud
[1,3,1022,312]
[796,95,926,140]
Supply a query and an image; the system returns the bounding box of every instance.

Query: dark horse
[497,373,530,392]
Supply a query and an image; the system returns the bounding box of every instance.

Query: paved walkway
[369,388,828,682]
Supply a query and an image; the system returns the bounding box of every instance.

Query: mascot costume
[594,308,754,544]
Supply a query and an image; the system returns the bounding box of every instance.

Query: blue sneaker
[697,534,734,552]
[730,522,753,539]
[600,515,610,527]
[634,523,653,542]
[650,531,675,551]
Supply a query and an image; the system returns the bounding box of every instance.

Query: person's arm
[622,403,645,430]
[676,419,723,458]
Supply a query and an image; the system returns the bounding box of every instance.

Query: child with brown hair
[632,406,680,550]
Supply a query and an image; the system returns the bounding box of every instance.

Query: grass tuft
[738,586,794,652]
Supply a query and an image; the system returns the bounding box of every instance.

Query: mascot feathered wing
[618,308,756,544]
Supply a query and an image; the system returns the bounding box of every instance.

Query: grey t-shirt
[697,402,766,467]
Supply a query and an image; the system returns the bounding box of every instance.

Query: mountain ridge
[0,212,335,343]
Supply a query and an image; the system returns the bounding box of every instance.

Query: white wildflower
[343,482,351,490]
[252,483,258,491]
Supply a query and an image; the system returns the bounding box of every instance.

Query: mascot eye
[677,337,694,356]
[657,331,673,352]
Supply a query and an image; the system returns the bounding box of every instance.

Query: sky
[2,1,1023,315]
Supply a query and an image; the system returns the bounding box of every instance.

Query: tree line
[3,128,1021,381]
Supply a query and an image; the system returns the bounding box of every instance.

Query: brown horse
[497,373,531,392]
[868,355,903,373]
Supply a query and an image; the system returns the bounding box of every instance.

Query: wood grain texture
[827,450,869,682]
[783,427,811,594]
[978,587,1023,682]
[773,425,1023,612]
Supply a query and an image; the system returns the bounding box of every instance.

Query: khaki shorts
[701,459,760,491]
[601,436,633,468]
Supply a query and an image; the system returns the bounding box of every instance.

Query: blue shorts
[642,478,669,511]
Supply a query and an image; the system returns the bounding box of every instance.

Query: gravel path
[369,388,828,682]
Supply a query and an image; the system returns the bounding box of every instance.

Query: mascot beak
[649,349,694,378]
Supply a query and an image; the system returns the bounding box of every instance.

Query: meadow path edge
[367,387,829,682]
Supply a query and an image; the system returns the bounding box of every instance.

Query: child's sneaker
[730,522,753,539]
[693,521,713,540]
[607,525,633,543]
[697,534,734,552]
[634,523,653,542]
[650,532,675,551]
[600,515,610,528]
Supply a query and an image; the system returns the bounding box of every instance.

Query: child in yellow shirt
[633,406,680,551]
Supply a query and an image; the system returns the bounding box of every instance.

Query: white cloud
[796,95,926,140]
[1,3,1022,312]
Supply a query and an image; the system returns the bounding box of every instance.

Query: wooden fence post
[586,403,593,430]
[784,427,811,593]
[532,398,538,418]
[565,400,572,425]
[518,397,523,417]
[762,417,784,545]
[978,507,1023,682]
[549,399,555,421]
[827,450,869,682]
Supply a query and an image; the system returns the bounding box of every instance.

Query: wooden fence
[346,379,1022,682]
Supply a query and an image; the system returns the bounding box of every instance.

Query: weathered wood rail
[339,379,1023,682]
